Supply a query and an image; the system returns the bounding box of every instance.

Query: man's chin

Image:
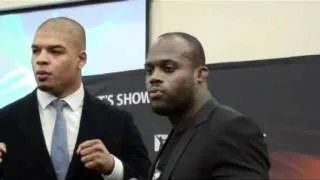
[151,103,174,116]
[37,84,53,92]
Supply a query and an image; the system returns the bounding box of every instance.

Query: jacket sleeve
[213,117,271,179]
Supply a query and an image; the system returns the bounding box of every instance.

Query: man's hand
[0,143,6,163]
[76,139,115,175]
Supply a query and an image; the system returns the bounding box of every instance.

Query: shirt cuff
[102,155,123,180]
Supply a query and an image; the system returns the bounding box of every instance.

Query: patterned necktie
[51,99,69,180]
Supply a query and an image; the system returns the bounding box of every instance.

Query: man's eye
[164,66,175,72]
[32,49,39,54]
[145,67,153,74]
[51,50,62,55]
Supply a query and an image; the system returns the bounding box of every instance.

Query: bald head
[36,17,86,51]
[155,32,206,68]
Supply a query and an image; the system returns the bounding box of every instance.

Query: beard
[151,85,194,117]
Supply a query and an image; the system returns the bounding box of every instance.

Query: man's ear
[78,50,87,69]
[195,66,209,83]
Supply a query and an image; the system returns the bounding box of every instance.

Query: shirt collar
[37,83,84,111]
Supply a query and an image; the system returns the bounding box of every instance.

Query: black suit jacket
[149,99,270,180]
[0,90,151,180]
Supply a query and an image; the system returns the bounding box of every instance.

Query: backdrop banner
[83,54,320,179]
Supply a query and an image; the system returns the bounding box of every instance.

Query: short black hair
[158,32,206,66]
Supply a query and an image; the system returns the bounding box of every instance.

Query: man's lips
[148,88,164,99]
[36,71,51,81]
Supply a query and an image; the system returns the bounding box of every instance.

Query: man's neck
[53,82,82,99]
[169,93,212,130]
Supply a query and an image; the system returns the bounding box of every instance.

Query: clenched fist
[76,139,115,175]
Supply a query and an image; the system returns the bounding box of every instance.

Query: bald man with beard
[145,32,270,180]
[0,17,151,180]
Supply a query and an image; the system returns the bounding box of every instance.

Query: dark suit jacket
[149,99,270,180]
[0,90,151,180]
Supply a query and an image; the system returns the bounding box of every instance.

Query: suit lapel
[160,128,196,180]
[16,91,56,180]
[195,98,219,126]
[159,98,219,179]
[66,91,104,179]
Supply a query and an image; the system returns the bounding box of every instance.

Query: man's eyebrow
[145,59,177,68]
[161,59,176,64]
[31,44,65,49]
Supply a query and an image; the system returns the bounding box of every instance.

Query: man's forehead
[32,20,85,51]
[148,39,193,61]
[38,21,76,34]
[33,31,74,49]
[34,30,70,42]
[150,37,191,55]
[37,26,74,37]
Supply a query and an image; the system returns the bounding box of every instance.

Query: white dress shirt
[37,83,123,179]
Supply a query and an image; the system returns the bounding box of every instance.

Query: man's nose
[35,51,50,65]
[148,68,163,85]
